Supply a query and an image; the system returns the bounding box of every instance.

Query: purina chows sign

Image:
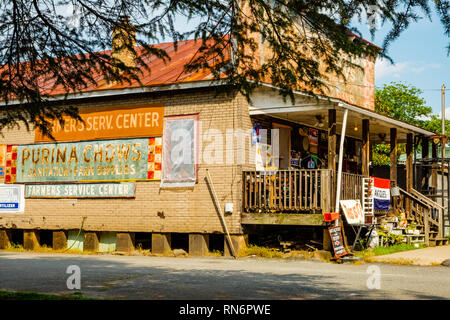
[16,138,161,183]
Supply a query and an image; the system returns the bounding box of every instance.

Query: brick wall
[0,87,254,234]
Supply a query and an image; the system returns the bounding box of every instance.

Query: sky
[354,10,449,117]
[57,3,449,116]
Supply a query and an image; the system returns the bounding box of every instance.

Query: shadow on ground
[0,252,447,300]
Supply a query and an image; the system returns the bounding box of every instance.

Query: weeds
[355,243,426,260]
[0,290,91,300]
[205,250,223,257]
[239,245,284,258]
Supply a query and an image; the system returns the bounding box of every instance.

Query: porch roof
[249,85,436,143]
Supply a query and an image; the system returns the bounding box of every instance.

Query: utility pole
[441,84,446,215]
[442,84,446,138]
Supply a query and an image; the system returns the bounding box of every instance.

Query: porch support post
[328,109,337,172]
[362,119,370,177]
[432,139,438,200]
[328,109,337,215]
[390,128,398,183]
[406,133,413,192]
[421,136,430,191]
[405,133,414,217]
[334,108,348,214]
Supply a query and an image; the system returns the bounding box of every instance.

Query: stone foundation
[152,233,171,254]
[23,230,40,250]
[224,234,248,257]
[116,232,135,252]
[189,233,209,256]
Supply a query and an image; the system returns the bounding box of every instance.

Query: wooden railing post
[362,119,370,177]
[320,170,331,213]
[424,206,430,246]
[406,133,413,215]
[431,140,438,202]
[390,128,398,182]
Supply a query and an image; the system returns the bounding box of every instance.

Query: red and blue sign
[372,177,390,211]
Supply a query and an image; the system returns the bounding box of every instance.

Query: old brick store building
[0,19,445,257]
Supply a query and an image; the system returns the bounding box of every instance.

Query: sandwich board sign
[328,226,347,258]
[340,199,365,225]
[0,184,25,213]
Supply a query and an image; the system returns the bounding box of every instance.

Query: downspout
[334,107,349,224]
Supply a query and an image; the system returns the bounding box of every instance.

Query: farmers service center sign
[34,105,163,142]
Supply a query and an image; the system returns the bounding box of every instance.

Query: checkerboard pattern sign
[5,145,17,183]
[147,137,162,180]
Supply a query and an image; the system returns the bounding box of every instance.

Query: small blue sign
[0,203,19,208]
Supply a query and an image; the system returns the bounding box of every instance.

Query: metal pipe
[335,108,349,216]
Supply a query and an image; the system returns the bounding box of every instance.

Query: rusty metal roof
[34,38,230,97]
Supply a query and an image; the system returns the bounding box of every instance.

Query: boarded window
[161,115,198,188]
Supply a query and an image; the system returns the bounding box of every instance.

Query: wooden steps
[397,187,446,247]
[429,238,449,247]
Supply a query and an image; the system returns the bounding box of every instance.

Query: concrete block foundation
[24,230,40,250]
[0,229,11,249]
[84,232,99,252]
[189,233,209,256]
[116,232,134,252]
[53,231,67,250]
[224,234,248,257]
[323,227,332,252]
[152,233,171,254]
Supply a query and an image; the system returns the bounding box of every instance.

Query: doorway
[273,123,292,169]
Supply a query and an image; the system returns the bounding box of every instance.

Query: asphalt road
[0,251,449,300]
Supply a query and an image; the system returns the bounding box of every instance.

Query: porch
[241,169,362,226]
[242,169,361,212]
[242,86,448,246]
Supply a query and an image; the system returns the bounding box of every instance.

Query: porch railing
[396,187,445,245]
[243,169,334,213]
[340,172,364,201]
[243,169,367,214]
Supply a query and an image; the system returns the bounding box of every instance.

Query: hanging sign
[16,138,161,183]
[0,184,25,213]
[340,199,365,225]
[372,177,390,211]
[35,105,164,142]
[25,183,135,198]
[308,128,319,154]
[328,226,347,257]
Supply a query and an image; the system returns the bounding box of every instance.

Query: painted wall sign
[26,183,135,198]
[35,105,164,142]
[3,145,17,183]
[16,138,162,183]
[0,144,5,181]
[0,184,25,213]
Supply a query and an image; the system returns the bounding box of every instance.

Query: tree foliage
[372,81,449,165]
[0,0,449,136]
[375,81,432,127]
